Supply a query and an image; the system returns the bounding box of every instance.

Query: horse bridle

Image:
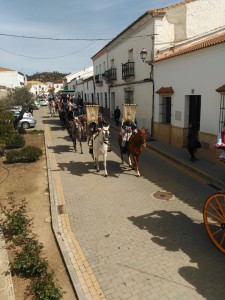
[96,127,110,145]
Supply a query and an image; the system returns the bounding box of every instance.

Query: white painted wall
[0,71,26,88]
[93,52,109,106]
[155,0,225,52]
[154,43,225,135]
[93,14,154,128]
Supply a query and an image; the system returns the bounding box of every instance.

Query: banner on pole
[122,104,137,124]
[86,105,99,125]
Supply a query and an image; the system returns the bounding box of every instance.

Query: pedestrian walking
[114,106,121,126]
[187,121,199,162]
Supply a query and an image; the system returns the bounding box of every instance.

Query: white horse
[92,124,110,177]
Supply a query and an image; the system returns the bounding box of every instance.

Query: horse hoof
[104,174,108,177]
[136,174,140,177]
[97,170,100,172]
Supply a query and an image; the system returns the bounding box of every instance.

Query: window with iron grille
[159,97,171,124]
[97,93,99,105]
[122,61,134,79]
[105,92,108,108]
[125,91,133,104]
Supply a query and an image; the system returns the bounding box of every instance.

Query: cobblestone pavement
[35,107,225,300]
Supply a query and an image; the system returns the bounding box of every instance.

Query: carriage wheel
[203,193,225,254]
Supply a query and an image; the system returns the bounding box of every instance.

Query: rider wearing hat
[88,114,111,152]
[120,119,138,153]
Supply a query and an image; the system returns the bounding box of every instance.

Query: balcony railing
[104,68,117,83]
[95,74,103,84]
[122,61,135,79]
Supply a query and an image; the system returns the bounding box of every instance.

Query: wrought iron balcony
[104,68,117,83]
[95,74,103,84]
[122,61,135,79]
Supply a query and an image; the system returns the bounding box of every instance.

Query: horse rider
[120,119,138,153]
[88,114,111,152]
[88,114,104,146]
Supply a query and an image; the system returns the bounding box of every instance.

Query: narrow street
[35,107,225,300]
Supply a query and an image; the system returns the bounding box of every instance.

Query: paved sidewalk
[1,108,225,300]
[0,232,15,300]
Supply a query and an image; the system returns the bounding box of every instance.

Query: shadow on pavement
[128,210,225,300]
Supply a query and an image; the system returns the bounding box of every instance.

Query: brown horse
[118,128,148,177]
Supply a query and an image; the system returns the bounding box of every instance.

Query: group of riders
[48,95,139,154]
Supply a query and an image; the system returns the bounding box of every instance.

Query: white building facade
[91,0,225,162]
[154,30,225,162]
[0,67,27,89]
[65,66,94,102]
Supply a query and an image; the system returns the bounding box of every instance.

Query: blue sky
[0,0,179,76]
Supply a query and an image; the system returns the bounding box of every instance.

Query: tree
[5,87,34,108]
[0,104,15,146]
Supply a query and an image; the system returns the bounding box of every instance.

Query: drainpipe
[150,34,155,138]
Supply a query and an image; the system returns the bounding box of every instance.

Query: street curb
[147,144,225,191]
[44,132,86,300]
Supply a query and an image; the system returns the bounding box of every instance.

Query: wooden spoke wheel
[203,193,225,254]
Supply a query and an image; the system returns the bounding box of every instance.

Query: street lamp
[140,48,148,62]
[140,48,154,138]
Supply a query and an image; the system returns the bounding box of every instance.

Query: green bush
[6,134,25,149]
[0,200,32,240]
[29,129,44,135]
[10,238,48,278]
[0,199,64,299]
[30,271,64,299]
[17,127,26,134]
[6,149,22,163]
[21,146,42,162]
[0,143,5,156]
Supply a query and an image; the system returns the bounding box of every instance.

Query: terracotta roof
[156,86,174,94]
[148,0,196,13]
[0,67,14,72]
[92,0,193,60]
[154,31,225,62]
[216,84,225,94]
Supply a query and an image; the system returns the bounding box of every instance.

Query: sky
[0,0,179,76]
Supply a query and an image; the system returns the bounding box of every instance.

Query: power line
[0,33,112,41]
[0,41,97,59]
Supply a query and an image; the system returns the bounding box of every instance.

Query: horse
[91,124,110,177]
[78,114,88,139]
[49,101,56,117]
[118,128,148,177]
[70,117,84,154]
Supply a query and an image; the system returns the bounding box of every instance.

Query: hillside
[27,71,69,83]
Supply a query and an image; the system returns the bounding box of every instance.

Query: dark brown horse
[69,117,84,154]
[118,128,148,177]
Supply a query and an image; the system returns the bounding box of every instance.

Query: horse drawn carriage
[203,134,225,254]
[204,193,225,254]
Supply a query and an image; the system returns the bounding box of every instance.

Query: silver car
[17,117,37,129]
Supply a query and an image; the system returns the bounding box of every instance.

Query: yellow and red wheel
[203,193,225,254]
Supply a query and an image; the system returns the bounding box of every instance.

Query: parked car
[39,99,49,106]
[12,111,33,117]
[17,117,37,129]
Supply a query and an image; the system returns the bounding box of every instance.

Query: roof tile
[156,86,174,94]
[154,31,225,62]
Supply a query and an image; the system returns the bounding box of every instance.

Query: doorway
[188,95,201,130]
[111,92,115,118]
